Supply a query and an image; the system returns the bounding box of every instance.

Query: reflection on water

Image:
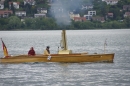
[0,29,130,86]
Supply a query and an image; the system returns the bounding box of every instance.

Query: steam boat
[0,30,114,63]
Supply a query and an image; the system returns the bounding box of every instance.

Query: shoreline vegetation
[0,16,130,30]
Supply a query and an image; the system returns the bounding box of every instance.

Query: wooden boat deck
[0,53,114,63]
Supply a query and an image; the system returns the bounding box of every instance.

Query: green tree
[4,0,10,9]
[10,3,15,14]
[24,3,32,16]
[31,6,37,14]
[124,17,130,28]
[8,16,21,29]
[110,6,120,20]
[101,22,112,29]
[0,18,9,30]
[24,18,33,28]
[117,0,130,7]
[93,0,109,16]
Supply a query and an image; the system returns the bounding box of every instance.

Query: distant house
[82,11,96,20]
[84,15,92,20]
[81,5,93,10]
[34,14,46,18]
[102,0,119,5]
[24,0,35,5]
[88,11,96,16]
[0,1,4,9]
[123,5,130,11]
[107,13,113,18]
[70,12,80,20]
[51,7,64,13]
[124,12,130,17]
[15,11,26,17]
[37,8,47,14]
[73,17,86,22]
[92,16,105,23]
[9,2,20,9]
[0,10,13,18]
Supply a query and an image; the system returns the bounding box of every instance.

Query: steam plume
[49,0,93,25]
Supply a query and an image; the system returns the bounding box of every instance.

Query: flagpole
[104,39,107,54]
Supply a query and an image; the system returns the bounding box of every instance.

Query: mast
[58,30,72,54]
[62,30,67,50]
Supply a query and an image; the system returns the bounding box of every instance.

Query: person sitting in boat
[44,46,50,55]
[28,47,35,56]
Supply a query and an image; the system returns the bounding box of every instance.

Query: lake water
[0,29,130,86]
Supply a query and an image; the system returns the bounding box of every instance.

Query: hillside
[0,0,130,30]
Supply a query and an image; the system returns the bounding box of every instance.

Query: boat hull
[0,53,114,63]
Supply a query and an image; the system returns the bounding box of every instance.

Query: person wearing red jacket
[28,47,35,56]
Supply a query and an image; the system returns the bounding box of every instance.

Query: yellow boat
[0,30,114,63]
